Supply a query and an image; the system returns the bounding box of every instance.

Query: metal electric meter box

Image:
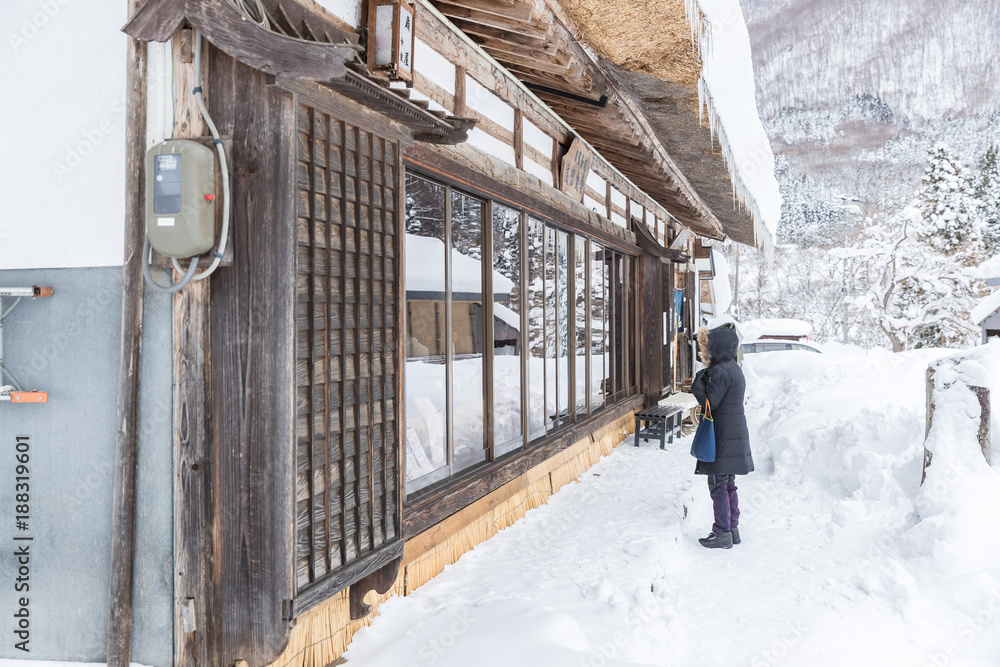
[145,140,216,258]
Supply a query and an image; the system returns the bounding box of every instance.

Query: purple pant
[708,474,740,534]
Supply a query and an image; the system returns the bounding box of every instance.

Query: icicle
[683,0,778,256]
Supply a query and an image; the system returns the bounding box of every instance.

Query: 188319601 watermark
[12,435,32,652]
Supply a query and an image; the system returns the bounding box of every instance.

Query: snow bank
[685,0,782,255]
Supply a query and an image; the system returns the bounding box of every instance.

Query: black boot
[731,527,741,545]
[698,531,733,549]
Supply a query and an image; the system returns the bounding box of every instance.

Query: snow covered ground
[345,344,1000,667]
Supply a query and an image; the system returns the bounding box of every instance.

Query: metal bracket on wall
[0,286,53,404]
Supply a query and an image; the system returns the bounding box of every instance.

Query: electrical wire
[171,30,231,281]
[231,0,270,29]
[143,235,200,293]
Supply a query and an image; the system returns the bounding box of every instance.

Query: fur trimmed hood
[698,326,711,365]
[699,326,739,367]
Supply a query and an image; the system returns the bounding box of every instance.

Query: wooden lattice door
[293,100,403,614]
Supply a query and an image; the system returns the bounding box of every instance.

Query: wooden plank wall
[205,49,297,666]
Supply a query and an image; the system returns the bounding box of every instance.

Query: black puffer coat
[691,327,754,476]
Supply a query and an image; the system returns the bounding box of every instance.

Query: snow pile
[685,0,782,255]
[347,343,1000,666]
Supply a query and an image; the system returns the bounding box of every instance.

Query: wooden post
[513,108,523,170]
[921,364,992,485]
[453,65,466,117]
[107,1,146,664]
[171,27,216,667]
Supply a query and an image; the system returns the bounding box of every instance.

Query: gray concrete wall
[0,267,173,665]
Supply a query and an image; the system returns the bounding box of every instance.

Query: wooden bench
[634,405,685,449]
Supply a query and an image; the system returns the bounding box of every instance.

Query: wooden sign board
[559,139,591,204]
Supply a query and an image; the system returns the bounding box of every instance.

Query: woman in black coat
[691,326,753,549]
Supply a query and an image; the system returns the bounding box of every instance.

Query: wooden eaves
[426,0,731,240]
[123,0,477,144]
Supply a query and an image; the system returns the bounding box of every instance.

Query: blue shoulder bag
[690,399,716,462]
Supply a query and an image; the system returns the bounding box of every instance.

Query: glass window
[450,191,486,473]
[403,170,637,497]
[404,175,449,490]
[492,204,523,456]
[574,236,587,418]
[555,230,570,426]
[527,218,547,441]
[544,226,558,429]
[590,242,606,411]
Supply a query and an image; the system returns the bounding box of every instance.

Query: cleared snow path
[345,347,1000,667]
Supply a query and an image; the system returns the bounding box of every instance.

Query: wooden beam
[434,2,542,33]
[107,1,146,664]
[449,19,558,53]
[514,108,523,169]
[435,0,536,22]
[480,45,576,76]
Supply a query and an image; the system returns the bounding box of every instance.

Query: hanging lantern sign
[367,0,416,83]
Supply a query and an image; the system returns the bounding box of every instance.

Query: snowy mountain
[743,0,1000,121]
[741,0,1000,245]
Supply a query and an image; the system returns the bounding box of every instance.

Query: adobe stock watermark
[405,608,474,667]
[923,589,1000,667]
[8,0,74,53]
[50,98,126,183]
[747,621,804,667]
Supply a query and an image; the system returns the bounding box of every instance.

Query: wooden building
[95,0,776,664]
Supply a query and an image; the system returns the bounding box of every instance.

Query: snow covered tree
[975,144,1000,252]
[912,143,981,258]
[846,144,987,350]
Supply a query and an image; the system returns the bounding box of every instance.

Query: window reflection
[574,237,587,417]
[450,191,486,472]
[527,218,547,441]
[403,172,634,497]
[493,204,523,456]
[404,175,448,490]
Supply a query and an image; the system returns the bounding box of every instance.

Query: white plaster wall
[312,0,363,28]
[466,75,514,131]
[1,0,128,270]
[524,158,553,187]
[415,38,454,95]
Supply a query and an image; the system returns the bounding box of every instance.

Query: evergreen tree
[975,144,1000,252]
[892,144,986,348]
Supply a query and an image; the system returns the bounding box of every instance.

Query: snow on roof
[686,0,782,255]
[971,290,1000,325]
[405,234,515,297]
[740,318,813,341]
[976,254,1000,282]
